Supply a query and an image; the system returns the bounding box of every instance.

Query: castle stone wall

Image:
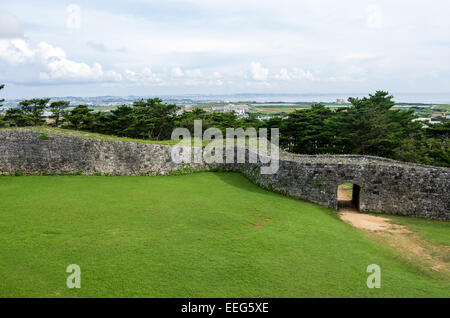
[1,130,448,220]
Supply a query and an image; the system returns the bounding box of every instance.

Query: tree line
[0,85,448,167]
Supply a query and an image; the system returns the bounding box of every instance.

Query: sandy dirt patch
[339,209,411,233]
[337,186,449,278]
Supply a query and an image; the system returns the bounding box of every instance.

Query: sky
[0,0,449,98]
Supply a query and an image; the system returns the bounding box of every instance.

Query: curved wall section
[1,130,448,220]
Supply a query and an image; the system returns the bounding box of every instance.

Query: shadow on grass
[211,171,342,221]
[212,171,268,195]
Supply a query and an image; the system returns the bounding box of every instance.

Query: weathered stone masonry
[0,130,216,176]
[0,129,448,220]
[238,154,449,221]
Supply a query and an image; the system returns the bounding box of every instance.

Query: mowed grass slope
[0,173,448,297]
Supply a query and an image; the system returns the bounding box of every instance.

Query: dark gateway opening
[337,183,361,211]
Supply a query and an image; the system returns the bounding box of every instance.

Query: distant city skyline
[1,0,450,99]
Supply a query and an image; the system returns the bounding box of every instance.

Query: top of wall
[1,127,448,171]
[0,127,180,146]
[279,151,449,170]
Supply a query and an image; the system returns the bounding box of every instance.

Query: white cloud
[166,68,225,87]
[210,71,222,79]
[210,79,223,86]
[275,68,291,81]
[184,69,202,78]
[0,38,34,64]
[170,67,184,77]
[292,68,317,81]
[2,0,450,95]
[275,67,318,81]
[124,67,161,83]
[170,67,203,79]
[0,38,121,83]
[250,62,268,81]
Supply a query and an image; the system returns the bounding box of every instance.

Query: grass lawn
[0,172,448,297]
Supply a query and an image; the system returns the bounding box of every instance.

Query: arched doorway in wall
[337,183,361,211]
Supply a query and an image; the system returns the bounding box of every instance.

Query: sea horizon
[3,92,450,105]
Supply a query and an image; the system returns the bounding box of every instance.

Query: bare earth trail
[337,186,450,279]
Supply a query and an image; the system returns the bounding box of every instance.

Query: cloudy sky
[0,0,449,98]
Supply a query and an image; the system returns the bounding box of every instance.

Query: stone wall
[238,152,450,220]
[0,130,215,176]
[1,129,448,220]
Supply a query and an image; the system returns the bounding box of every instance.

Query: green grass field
[0,173,448,297]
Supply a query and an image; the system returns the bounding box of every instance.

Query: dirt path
[337,187,449,278]
[339,209,412,232]
[338,185,353,201]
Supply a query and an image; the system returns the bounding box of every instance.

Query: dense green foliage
[0,84,6,128]
[0,83,448,166]
[278,92,449,166]
[0,173,448,297]
[48,100,70,127]
[0,84,4,106]
[4,97,50,127]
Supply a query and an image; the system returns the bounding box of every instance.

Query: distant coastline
[3,92,450,107]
